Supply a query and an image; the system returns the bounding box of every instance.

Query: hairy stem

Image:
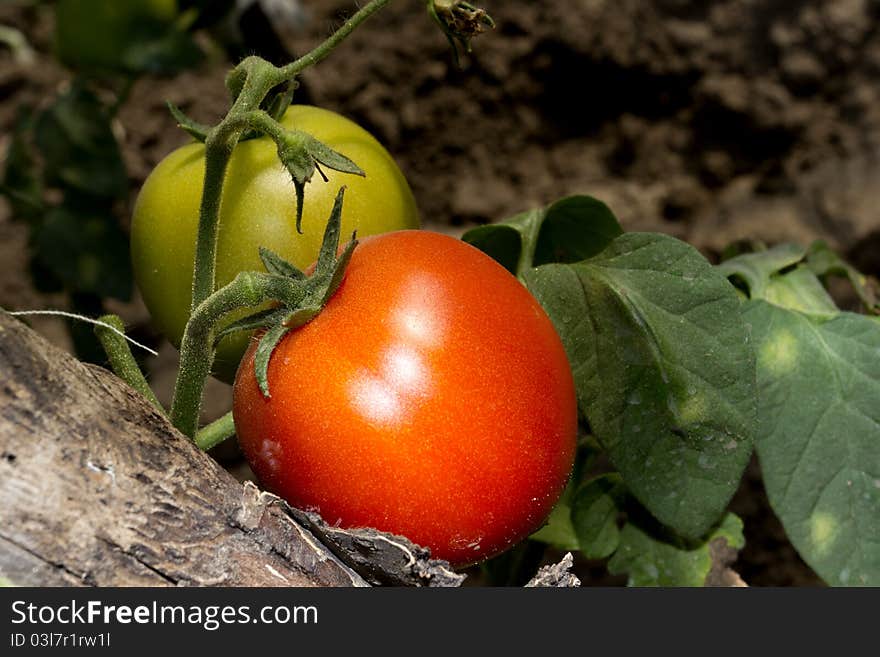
[246,110,286,140]
[94,314,163,411]
[190,137,234,310]
[190,60,285,314]
[171,272,305,438]
[278,0,394,80]
[195,411,236,451]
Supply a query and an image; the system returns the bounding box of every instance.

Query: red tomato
[233,231,577,567]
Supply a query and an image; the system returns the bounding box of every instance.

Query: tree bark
[0,311,368,587]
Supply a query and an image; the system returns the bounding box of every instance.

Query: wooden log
[0,311,366,587]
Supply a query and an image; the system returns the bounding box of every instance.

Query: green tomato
[131,105,420,382]
[55,0,178,72]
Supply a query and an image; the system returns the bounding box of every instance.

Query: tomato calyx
[427,0,494,64]
[165,98,365,235]
[263,82,297,126]
[215,186,358,397]
[275,129,365,234]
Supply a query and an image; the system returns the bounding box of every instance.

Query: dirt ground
[4,0,879,586]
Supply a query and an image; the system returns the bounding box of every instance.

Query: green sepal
[306,135,364,177]
[266,83,297,123]
[213,307,289,348]
[254,321,291,398]
[292,180,306,236]
[260,247,306,280]
[282,306,321,329]
[322,234,357,305]
[244,304,321,395]
[315,187,346,276]
[277,132,364,234]
[167,101,210,142]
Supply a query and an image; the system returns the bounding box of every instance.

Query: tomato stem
[172,272,307,438]
[195,411,236,451]
[277,0,394,81]
[190,135,234,310]
[94,314,164,412]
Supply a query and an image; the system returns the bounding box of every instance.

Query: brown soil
[2,0,878,586]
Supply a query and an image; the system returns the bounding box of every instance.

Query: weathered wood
[0,311,366,587]
[525,553,581,587]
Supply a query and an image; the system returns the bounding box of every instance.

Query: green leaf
[717,243,808,299]
[119,24,202,75]
[744,300,880,585]
[764,265,838,316]
[34,203,132,301]
[532,196,625,266]
[608,513,744,587]
[167,102,210,142]
[806,241,879,314]
[463,195,623,277]
[529,499,580,552]
[55,0,201,75]
[461,222,521,274]
[0,107,44,222]
[571,474,626,559]
[34,83,127,200]
[530,433,604,552]
[524,233,756,539]
[718,241,880,316]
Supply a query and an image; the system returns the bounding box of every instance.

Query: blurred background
[2,0,879,585]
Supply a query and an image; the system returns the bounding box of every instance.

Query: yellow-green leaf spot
[760,329,798,375]
[678,390,707,426]
[809,512,838,557]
